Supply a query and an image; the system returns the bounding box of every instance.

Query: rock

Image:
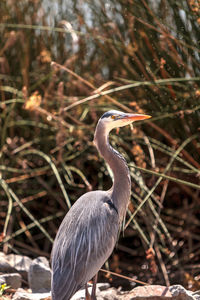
[11,283,198,300]
[13,289,51,300]
[122,285,172,299]
[169,285,199,300]
[97,287,118,300]
[192,291,200,300]
[0,260,17,273]
[0,252,17,273]
[28,256,51,293]
[6,254,32,280]
[120,285,199,300]
[0,273,22,289]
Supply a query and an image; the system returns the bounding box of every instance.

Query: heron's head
[94,110,151,148]
[99,110,151,132]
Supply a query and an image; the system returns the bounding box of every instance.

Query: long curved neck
[94,123,131,221]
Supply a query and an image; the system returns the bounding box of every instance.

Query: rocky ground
[0,252,199,300]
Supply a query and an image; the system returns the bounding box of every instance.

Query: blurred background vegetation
[0,0,200,291]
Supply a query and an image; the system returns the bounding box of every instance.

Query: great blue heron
[51,110,151,300]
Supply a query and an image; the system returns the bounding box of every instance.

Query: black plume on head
[101,110,124,119]
[101,111,114,119]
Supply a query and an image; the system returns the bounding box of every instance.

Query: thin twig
[100,268,149,285]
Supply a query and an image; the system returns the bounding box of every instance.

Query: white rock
[6,254,32,280]
[192,291,200,300]
[170,285,197,300]
[120,285,199,300]
[71,288,87,300]
[97,287,118,300]
[13,288,51,300]
[28,256,51,293]
[0,252,17,273]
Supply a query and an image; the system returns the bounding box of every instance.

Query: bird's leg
[85,283,92,300]
[91,273,98,300]
[85,273,98,300]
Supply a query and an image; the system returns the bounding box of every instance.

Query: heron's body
[51,110,151,300]
[51,191,119,300]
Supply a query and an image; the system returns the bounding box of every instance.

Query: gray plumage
[51,110,151,300]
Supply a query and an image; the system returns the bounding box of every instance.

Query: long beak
[122,113,152,121]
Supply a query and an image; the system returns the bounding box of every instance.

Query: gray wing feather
[51,191,119,300]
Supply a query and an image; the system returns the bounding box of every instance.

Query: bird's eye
[111,115,116,119]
